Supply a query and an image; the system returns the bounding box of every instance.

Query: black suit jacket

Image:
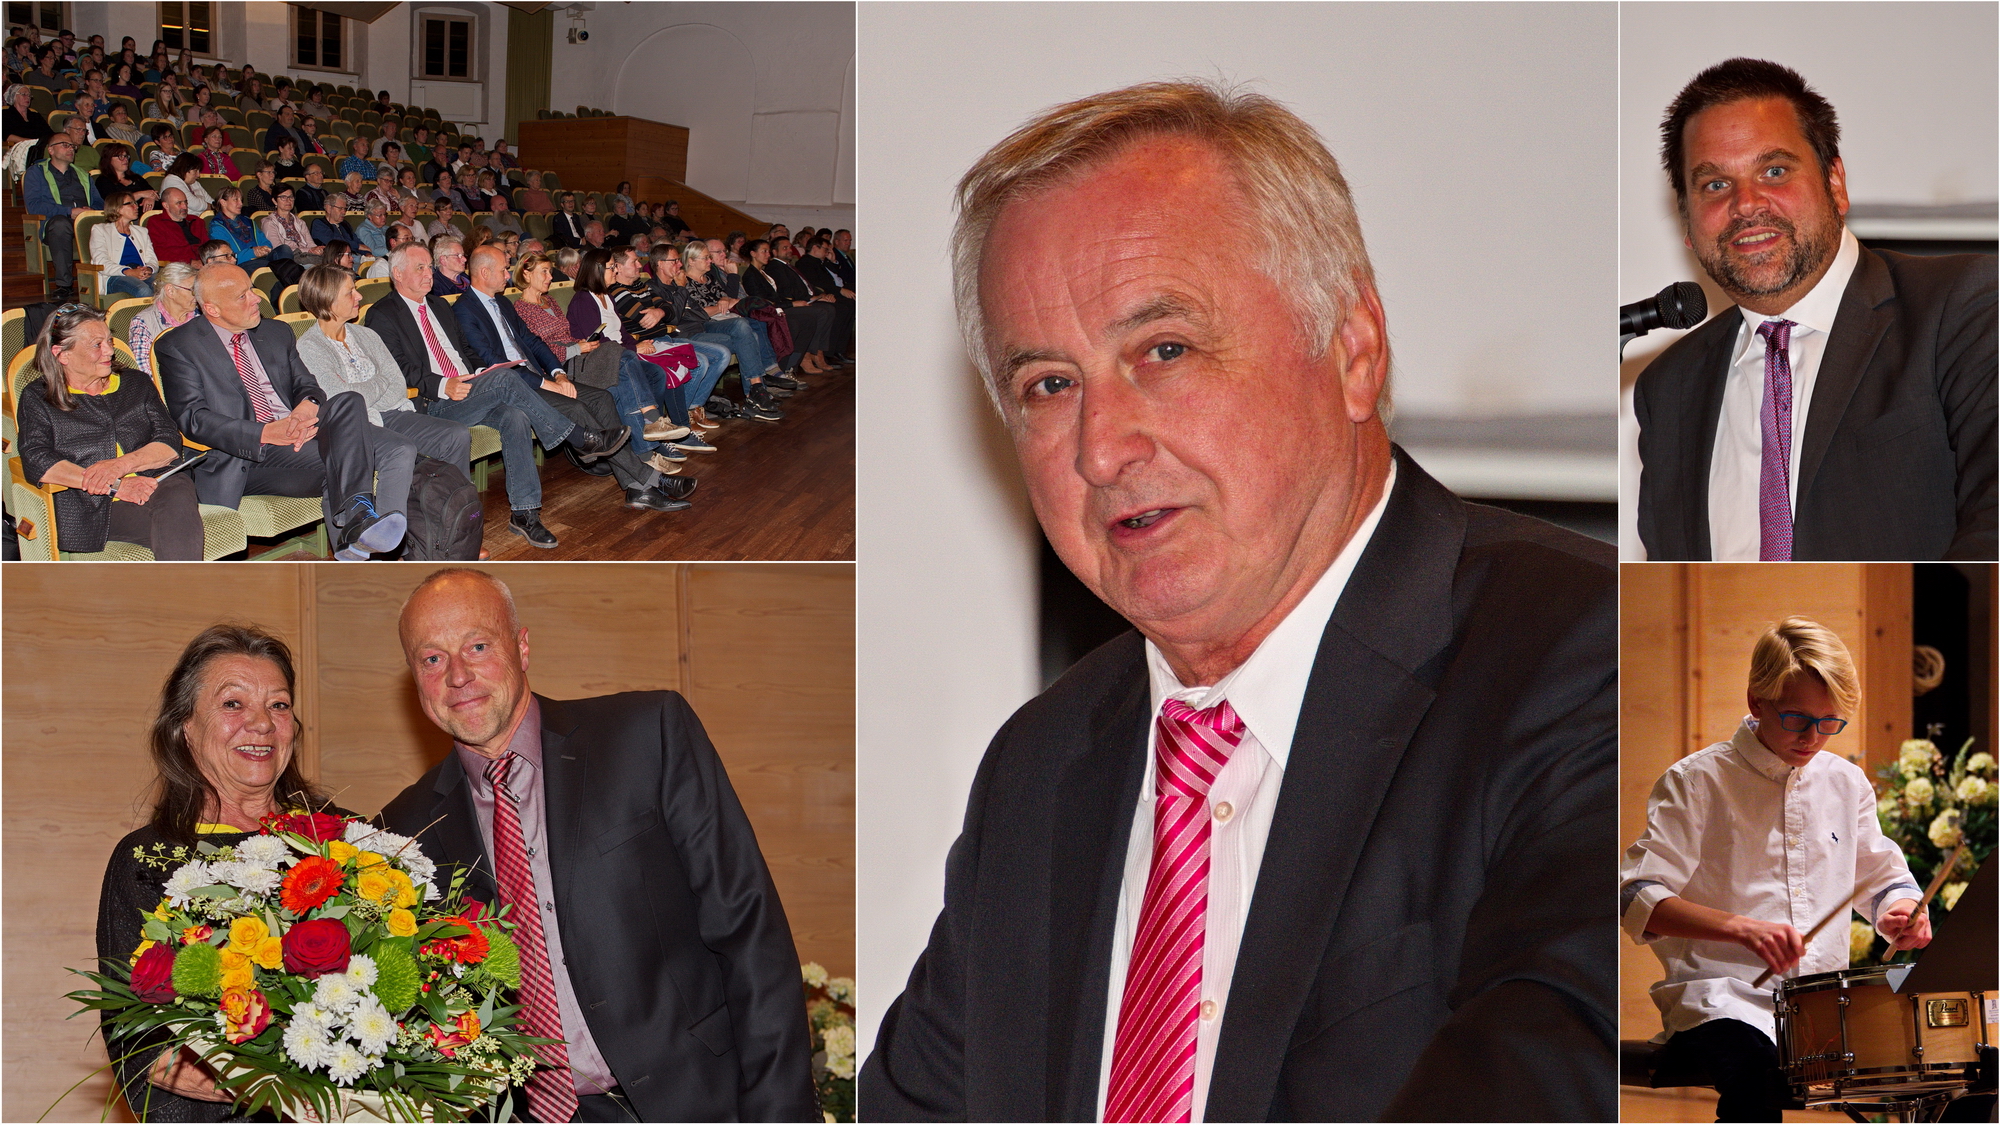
[861,451,1618,1122]
[1635,247,1997,559]
[452,286,566,395]
[155,313,327,507]
[550,211,586,249]
[369,290,472,409]
[379,692,820,1123]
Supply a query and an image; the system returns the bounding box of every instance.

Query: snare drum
[1776,966,1991,1098]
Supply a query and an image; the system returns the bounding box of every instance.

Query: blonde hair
[950,78,1385,414]
[1749,616,1860,718]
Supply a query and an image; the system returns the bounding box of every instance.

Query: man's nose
[1074,373,1153,489]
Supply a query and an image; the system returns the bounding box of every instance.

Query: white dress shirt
[1707,226,1862,560]
[400,293,469,399]
[1095,461,1397,1123]
[1619,716,1921,1044]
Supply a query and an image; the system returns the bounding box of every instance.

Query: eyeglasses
[1776,712,1848,735]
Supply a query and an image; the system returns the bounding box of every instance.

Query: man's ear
[1337,279,1388,424]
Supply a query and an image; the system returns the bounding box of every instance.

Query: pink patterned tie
[1757,319,1796,561]
[230,334,279,423]
[417,303,462,380]
[485,755,578,1123]
[1105,699,1246,1124]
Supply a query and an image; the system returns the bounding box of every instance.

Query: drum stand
[1807,1087,1964,1123]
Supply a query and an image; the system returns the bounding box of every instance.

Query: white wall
[855,0,1618,1058]
[548,1,853,210]
[1616,2,2000,557]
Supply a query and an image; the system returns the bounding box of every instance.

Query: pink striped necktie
[1756,318,1796,561]
[485,754,578,1123]
[1105,698,1246,1124]
[230,333,279,423]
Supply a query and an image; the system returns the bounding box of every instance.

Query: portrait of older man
[1626,47,1996,562]
[859,61,1618,1124]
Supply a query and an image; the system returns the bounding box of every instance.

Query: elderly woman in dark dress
[15,304,202,558]
[96,625,342,1119]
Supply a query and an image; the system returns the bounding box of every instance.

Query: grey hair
[950,78,1387,418]
[364,199,388,217]
[428,234,462,257]
[388,241,431,272]
[152,259,197,298]
[324,191,348,207]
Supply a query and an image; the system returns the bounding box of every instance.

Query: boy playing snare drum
[1620,616,1932,1121]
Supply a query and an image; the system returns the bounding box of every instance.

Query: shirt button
[1213,802,1234,823]
[1199,1000,1217,1021]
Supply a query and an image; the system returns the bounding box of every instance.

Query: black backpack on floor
[400,456,483,560]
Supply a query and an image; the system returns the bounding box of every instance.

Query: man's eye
[1147,342,1187,363]
[1026,373,1074,398]
[423,654,441,666]
[1702,178,1727,193]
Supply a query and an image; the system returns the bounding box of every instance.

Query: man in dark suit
[154,262,408,559]
[550,200,587,250]
[1634,58,1996,561]
[453,244,694,512]
[261,103,309,159]
[367,242,627,547]
[860,80,1616,1122]
[380,568,819,1123]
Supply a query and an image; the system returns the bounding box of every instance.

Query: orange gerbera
[280,856,346,913]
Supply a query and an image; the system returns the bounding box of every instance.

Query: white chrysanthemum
[827,977,854,1005]
[344,953,379,988]
[822,1023,855,1061]
[1929,810,1964,849]
[283,1021,336,1071]
[314,973,361,1012]
[1968,752,1996,777]
[291,1002,333,1037]
[210,861,281,897]
[345,998,397,1056]
[326,1043,369,1086]
[827,1054,855,1080]
[164,861,216,906]
[237,835,290,866]
[422,880,441,901]
[1900,740,1940,778]
[1904,777,1936,809]
[802,963,829,988]
[1955,775,1996,805]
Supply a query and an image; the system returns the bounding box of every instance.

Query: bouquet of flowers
[802,962,855,1124]
[67,811,554,1122]
[1851,736,1997,965]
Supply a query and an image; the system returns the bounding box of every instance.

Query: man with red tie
[381,568,817,1122]
[860,79,1619,1122]
[1633,59,1995,561]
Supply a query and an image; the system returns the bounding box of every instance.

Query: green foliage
[372,942,421,1014]
[172,941,223,999]
[480,929,520,991]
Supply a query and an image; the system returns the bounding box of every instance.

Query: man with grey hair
[863,79,1617,1122]
[309,190,350,248]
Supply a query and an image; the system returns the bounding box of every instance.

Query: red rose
[268,811,348,842]
[130,943,178,1003]
[281,918,352,978]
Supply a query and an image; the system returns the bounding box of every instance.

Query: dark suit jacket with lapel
[154,313,328,508]
[551,211,587,249]
[860,451,1617,1122]
[368,290,472,410]
[1635,246,1997,559]
[379,692,819,1123]
[453,286,565,396]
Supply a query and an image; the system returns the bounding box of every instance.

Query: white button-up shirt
[1095,461,1396,1123]
[1619,716,1921,1043]
[1706,226,1862,561]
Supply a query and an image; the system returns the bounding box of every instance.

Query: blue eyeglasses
[1776,712,1848,735]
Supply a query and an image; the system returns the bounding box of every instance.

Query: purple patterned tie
[485,755,578,1123]
[1105,699,1246,1124]
[1756,319,1796,561]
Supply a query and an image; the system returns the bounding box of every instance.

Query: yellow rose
[151,899,173,922]
[253,935,284,970]
[228,916,269,954]
[357,870,396,904]
[389,869,418,908]
[328,840,359,865]
[221,963,255,990]
[387,908,417,937]
[355,851,386,871]
[221,948,250,972]
[130,938,157,966]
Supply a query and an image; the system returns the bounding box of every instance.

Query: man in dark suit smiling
[859,79,1617,1122]
[380,568,817,1122]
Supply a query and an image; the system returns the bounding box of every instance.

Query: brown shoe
[690,407,721,431]
[643,417,691,442]
[646,452,683,476]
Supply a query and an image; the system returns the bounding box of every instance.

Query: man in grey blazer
[1634,57,1996,561]
[861,79,1616,1122]
[154,262,409,559]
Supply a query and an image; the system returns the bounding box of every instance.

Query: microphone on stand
[1620,281,1708,337]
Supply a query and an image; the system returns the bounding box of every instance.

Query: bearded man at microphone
[1621,617,1929,1121]
[860,78,1619,1122]
[1633,58,1996,562]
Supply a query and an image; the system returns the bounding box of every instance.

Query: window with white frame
[292,5,346,71]
[6,2,65,34]
[414,9,475,81]
[157,1,213,56]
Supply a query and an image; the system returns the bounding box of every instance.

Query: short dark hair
[1661,58,1840,213]
[197,238,232,260]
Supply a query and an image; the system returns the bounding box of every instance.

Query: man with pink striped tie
[1634,58,1996,561]
[381,568,818,1122]
[864,79,1619,1123]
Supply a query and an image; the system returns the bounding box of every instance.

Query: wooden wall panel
[517,116,689,195]
[3,562,852,1121]
[683,564,855,978]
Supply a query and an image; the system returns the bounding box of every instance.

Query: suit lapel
[1681,311,1739,559]
[427,751,498,907]
[1206,450,1456,1120]
[1794,248,1895,523]
[536,695,585,913]
[1045,651,1149,1120]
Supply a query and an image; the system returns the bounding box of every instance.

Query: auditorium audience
[356,199,391,259]
[101,100,142,143]
[196,125,238,177]
[294,161,329,211]
[146,186,209,263]
[740,238,834,376]
[479,195,525,239]
[338,136,374,180]
[309,191,352,248]
[242,161,279,214]
[794,234,855,358]
[89,192,159,298]
[94,143,155,210]
[430,236,469,296]
[551,193,586,248]
[125,259,198,375]
[260,185,322,265]
[569,247,702,473]
[23,131,98,301]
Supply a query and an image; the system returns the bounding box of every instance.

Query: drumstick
[1750,842,1966,988]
